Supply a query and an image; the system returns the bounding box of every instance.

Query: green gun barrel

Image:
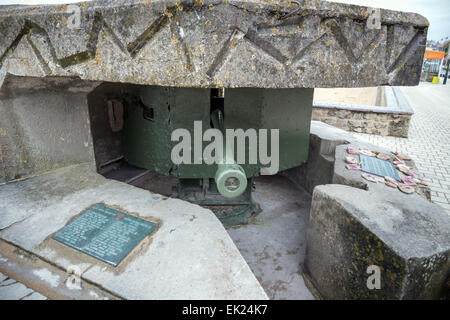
[211,109,247,198]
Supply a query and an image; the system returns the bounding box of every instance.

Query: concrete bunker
[0,0,447,300]
[86,82,313,226]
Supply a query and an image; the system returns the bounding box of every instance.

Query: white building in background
[421,48,445,82]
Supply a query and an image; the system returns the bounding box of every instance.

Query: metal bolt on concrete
[351,82,450,215]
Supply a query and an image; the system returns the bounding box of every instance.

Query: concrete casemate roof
[0,0,429,88]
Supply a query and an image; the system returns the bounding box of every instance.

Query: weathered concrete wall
[311,107,411,137]
[306,184,449,300]
[281,121,355,194]
[288,121,448,299]
[87,82,142,172]
[0,0,428,89]
[311,87,414,138]
[0,75,98,183]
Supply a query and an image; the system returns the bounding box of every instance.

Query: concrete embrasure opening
[87,82,313,226]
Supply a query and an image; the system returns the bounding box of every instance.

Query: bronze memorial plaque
[53,204,157,266]
[360,154,400,181]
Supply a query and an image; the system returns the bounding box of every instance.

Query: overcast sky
[1,0,448,41]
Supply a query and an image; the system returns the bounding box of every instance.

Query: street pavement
[352,82,450,214]
[0,272,47,300]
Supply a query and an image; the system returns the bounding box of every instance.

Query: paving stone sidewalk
[0,272,47,300]
[351,82,450,214]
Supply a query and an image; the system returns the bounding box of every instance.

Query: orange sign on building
[424,50,445,60]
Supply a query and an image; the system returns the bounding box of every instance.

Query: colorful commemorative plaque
[406,171,419,178]
[385,176,399,188]
[362,173,378,183]
[359,149,376,157]
[402,177,417,186]
[360,154,400,181]
[394,152,412,161]
[53,204,158,267]
[346,164,361,170]
[398,184,415,194]
[414,177,428,186]
[377,153,390,161]
[345,156,359,164]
